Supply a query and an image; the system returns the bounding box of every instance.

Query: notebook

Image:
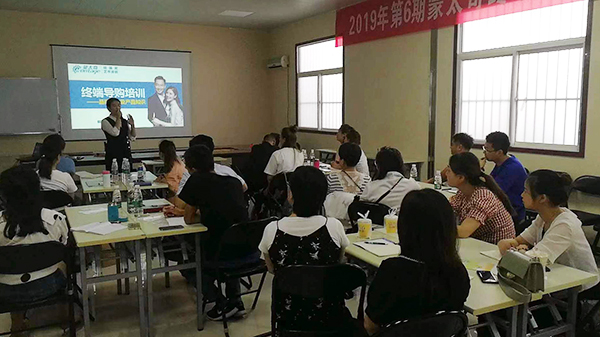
[354,238,401,257]
[71,222,127,235]
[480,250,502,261]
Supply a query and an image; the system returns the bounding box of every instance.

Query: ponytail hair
[38,136,63,180]
[159,140,178,173]
[449,152,516,217]
[526,170,572,207]
[281,125,299,150]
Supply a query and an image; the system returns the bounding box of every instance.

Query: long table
[80,171,169,204]
[346,231,596,337]
[66,201,208,337]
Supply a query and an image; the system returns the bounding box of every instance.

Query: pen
[365,241,387,245]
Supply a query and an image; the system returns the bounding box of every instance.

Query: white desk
[346,232,596,337]
[417,181,457,199]
[81,171,169,204]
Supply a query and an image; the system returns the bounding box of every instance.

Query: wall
[0,10,271,171]
[270,6,600,180]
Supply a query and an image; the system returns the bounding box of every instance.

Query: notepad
[480,250,502,261]
[71,222,127,235]
[76,171,102,179]
[166,217,186,227]
[141,214,165,222]
[78,207,106,215]
[354,239,401,257]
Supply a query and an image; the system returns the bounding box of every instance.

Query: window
[297,38,344,131]
[455,1,590,154]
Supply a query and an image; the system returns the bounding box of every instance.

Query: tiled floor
[0,271,362,337]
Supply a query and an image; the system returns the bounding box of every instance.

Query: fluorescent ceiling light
[218,10,254,18]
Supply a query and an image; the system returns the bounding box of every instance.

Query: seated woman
[264,125,304,182]
[327,143,371,196]
[37,136,77,198]
[364,189,470,335]
[447,152,516,244]
[361,147,420,209]
[154,140,186,197]
[498,170,599,290]
[43,134,76,175]
[0,166,69,332]
[259,166,354,332]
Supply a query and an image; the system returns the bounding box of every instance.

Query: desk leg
[516,304,528,337]
[146,239,154,337]
[507,307,518,337]
[195,233,204,331]
[79,247,91,337]
[135,240,148,337]
[566,287,579,337]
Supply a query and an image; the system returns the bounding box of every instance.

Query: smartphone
[159,225,184,231]
[477,270,498,284]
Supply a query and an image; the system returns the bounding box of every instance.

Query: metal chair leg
[252,272,268,310]
[218,280,230,337]
[592,231,600,255]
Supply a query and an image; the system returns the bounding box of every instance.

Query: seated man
[244,133,279,193]
[178,145,249,320]
[427,132,473,183]
[482,131,528,224]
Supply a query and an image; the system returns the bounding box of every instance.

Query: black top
[147,93,168,123]
[366,256,470,326]
[178,171,248,259]
[103,116,131,160]
[245,142,277,192]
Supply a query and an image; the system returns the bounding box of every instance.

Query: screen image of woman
[164,86,184,127]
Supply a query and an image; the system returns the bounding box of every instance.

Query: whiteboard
[0,78,60,135]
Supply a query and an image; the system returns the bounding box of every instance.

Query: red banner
[336,0,583,47]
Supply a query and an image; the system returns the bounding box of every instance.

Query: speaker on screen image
[147,76,184,127]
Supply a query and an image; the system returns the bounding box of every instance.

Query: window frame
[451,0,593,158]
[295,36,345,134]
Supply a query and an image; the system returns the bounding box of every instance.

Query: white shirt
[258,216,350,258]
[39,169,77,195]
[264,147,305,176]
[177,163,247,195]
[157,93,165,107]
[361,171,421,210]
[356,150,369,176]
[520,208,599,290]
[327,170,371,196]
[101,115,135,140]
[0,209,69,284]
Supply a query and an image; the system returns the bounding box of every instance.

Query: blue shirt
[491,156,528,222]
[56,156,76,174]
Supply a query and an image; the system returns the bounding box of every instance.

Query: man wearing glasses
[481,132,528,229]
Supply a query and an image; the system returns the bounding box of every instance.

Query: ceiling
[0,0,363,30]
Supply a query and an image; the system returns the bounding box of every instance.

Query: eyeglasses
[482,146,495,153]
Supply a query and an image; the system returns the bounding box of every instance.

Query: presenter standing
[101,98,136,171]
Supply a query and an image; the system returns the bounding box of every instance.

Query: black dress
[268,217,344,331]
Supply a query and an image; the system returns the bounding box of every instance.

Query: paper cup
[358,218,372,239]
[384,214,398,234]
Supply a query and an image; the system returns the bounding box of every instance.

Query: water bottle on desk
[137,166,145,183]
[127,183,136,215]
[302,149,308,166]
[111,159,119,185]
[434,170,442,190]
[134,185,143,218]
[122,158,130,185]
[310,149,316,165]
[107,189,120,222]
[410,164,418,181]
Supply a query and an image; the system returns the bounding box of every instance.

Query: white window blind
[457,0,589,152]
[297,38,344,131]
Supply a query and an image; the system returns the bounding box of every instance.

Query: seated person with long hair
[364,189,470,335]
[43,134,76,175]
[154,140,186,196]
[264,126,304,182]
[37,135,77,198]
[0,166,70,332]
[259,166,354,333]
[327,143,371,196]
[447,152,516,244]
[498,170,598,290]
[361,147,420,209]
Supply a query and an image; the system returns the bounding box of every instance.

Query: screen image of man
[148,76,169,126]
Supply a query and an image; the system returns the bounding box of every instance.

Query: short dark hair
[452,133,474,150]
[338,124,353,135]
[154,76,166,83]
[374,147,405,180]
[486,132,510,155]
[106,97,120,110]
[289,166,327,217]
[281,126,299,149]
[338,143,362,167]
[526,170,572,207]
[263,133,277,143]
[189,135,215,153]
[346,129,361,145]
[271,133,281,145]
[183,145,214,173]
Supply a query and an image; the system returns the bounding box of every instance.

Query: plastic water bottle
[111,159,119,185]
[113,186,125,219]
[302,149,308,166]
[122,158,130,185]
[434,170,442,190]
[137,166,145,183]
[410,164,418,181]
[127,183,136,215]
[134,185,143,218]
[310,149,316,164]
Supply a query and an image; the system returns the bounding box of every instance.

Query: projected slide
[67,64,184,129]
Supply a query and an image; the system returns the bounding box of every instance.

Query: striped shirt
[327,170,371,196]
[450,186,515,244]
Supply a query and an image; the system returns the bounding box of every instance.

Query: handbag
[347,177,403,231]
[497,250,545,303]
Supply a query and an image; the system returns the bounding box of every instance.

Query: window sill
[473,143,584,158]
[298,128,338,135]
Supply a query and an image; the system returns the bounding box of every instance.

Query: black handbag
[347,177,403,233]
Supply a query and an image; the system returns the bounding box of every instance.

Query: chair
[202,217,278,337]
[568,175,600,253]
[41,190,73,211]
[270,264,367,336]
[373,311,468,337]
[347,199,391,234]
[0,241,76,336]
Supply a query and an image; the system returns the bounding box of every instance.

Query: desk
[81,171,169,204]
[417,181,456,199]
[142,156,227,174]
[346,233,596,337]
